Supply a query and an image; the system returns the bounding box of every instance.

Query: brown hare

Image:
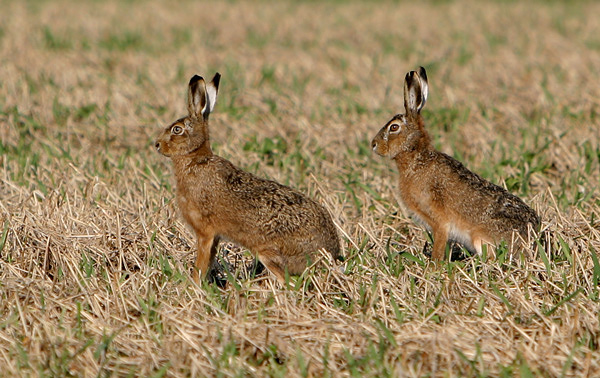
[371,67,540,260]
[155,73,340,283]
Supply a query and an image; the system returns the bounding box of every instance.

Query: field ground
[1,0,599,376]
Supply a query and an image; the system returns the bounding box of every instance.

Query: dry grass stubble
[1,0,599,376]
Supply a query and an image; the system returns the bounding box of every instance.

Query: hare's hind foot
[257,247,310,285]
[422,240,474,261]
[257,248,287,284]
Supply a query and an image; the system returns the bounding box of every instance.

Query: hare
[155,73,341,283]
[371,67,540,260]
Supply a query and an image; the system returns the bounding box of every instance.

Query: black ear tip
[405,70,417,85]
[189,75,204,86]
[418,66,427,80]
[212,72,221,87]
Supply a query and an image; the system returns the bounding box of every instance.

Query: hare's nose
[155,142,160,150]
[371,141,377,150]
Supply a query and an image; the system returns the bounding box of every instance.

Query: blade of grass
[544,288,583,316]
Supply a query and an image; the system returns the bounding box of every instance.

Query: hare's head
[371,66,430,158]
[155,73,221,157]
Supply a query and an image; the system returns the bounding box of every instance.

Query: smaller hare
[155,73,340,283]
[371,67,539,260]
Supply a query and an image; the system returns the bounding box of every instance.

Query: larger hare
[155,73,340,283]
[371,67,539,260]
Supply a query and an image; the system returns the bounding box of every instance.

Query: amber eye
[389,123,400,132]
[171,125,184,135]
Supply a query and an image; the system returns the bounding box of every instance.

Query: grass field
[1,0,599,376]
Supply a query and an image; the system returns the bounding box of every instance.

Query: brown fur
[155,73,340,283]
[372,67,540,260]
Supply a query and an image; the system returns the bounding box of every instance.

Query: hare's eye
[171,125,184,135]
[389,123,400,132]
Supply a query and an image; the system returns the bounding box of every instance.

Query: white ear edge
[417,67,428,111]
[420,79,428,108]
[202,73,221,117]
[204,83,218,115]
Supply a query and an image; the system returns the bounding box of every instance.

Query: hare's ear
[417,66,428,106]
[187,75,207,119]
[204,72,221,116]
[403,67,428,115]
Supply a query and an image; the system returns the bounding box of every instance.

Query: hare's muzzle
[155,140,167,156]
[371,127,390,157]
[371,137,385,156]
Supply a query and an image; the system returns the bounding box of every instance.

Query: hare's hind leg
[192,234,220,283]
[256,247,288,284]
[472,237,483,256]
